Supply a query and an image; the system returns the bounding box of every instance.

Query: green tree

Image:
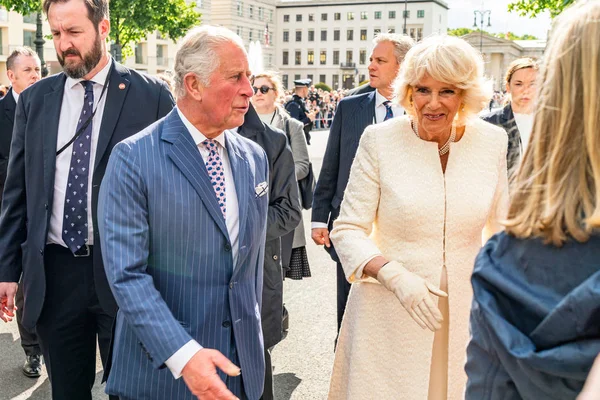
[447,27,479,37]
[448,28,538,41]
[315,82,332,92]
[508,0,575,18]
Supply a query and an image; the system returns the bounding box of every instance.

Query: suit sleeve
[0,97,28,282]
[330,126,383,282]
[98,142,192,369]
[288,118,310,180]
[265,129,302,242]
[156,82,175,119]
[311,99,343,223]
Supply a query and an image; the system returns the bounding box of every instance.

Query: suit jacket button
[272,254,278,261]
[229,282,234,289]
[222,321,231,328]
[224,243,232,252]
[44,203,48,210]
[39,249,43,255]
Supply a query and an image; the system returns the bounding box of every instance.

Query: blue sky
[447,0,552,39]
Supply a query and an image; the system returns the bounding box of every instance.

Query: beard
[57,34,103,79]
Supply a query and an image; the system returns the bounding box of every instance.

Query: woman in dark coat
[465,2,600,399]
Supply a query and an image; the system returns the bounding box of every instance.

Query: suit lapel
[352,91,376,140]
[42,75,66,203]
[162,110,230,240]
[94,61,129,173]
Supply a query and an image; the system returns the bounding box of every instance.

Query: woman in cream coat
[329,36,509,399]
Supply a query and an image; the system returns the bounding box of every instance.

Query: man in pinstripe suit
[98,26,269,400]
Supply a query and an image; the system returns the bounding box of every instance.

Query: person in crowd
[285,79,317,144]
[251,71,311,281]
[0,85,8,98]
[0,0,174,397]
[237,102,301,400]
[0,47,43,379]
[311,33,414,338]
[466,1,600,398]
[328,35,509,399]
[483,58,538,176]
[98,25,270,400]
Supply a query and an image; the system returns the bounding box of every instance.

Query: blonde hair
[395,35,492,126]
[372,33,415,65]
[505,0,600,245]
[252,71,284,104]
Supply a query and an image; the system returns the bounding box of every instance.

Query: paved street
[0,129,337,400]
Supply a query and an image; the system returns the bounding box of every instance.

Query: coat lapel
[94,60,129,173]
[162,110,230,240]
[3,88,16,123]
[42,75,66,203]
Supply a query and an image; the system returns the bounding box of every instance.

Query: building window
[360,74,366,83]
[389,10,396,19]
[135,43,145,64]
[249,4,254,18]
[418,10,425,18]
[403,10,410,18]
[283,30,289,42]
[308,13,314,21]
[248,29,253,41]
[296,30,302,41]
[307,50,314,65]
[308,30,315,41]
[23,13,37,24]
[388,27,395,33]
[319,74,326,84]
[23,30,35,47]
[258,7,264,20]
[294,74,301,81]
[360,29,367,40]
[417,28,423,41]
[307,74,313,83]
[237,26,243,37]
[333,50,340,65]
[346,50,353,64]
[0,7,8,22]
[269,10,274,22]
[295,51,301,65]
[374,11,382,19]
[410,28,415,39]
[156,44,167,66]
[321,13,327,21]
[321,30,327,41]
[296,14,302,22]
[282,75,289,89]
[236,1,243,17]
[347,29,354,41]
[320,50,327,65]
[334,29,340,41]
[374,28,381,35]
[333,74,339,89]
[334,12,341,20]
[283,51,289,65]
[283,14,289,22]
[347,12,354,20]
[360,11,367,20]
[359,49,367,65]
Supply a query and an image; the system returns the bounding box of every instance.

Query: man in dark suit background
[0,0,174,398]
[347,82,376,97]
[311,33,414,338]
[0,46,43,379]
[285,79,317,144]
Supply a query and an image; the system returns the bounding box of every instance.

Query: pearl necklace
[411,119,456,156]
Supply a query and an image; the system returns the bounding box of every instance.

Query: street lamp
[473,7,491,54]
[34,12,48,77]
[403,0,408,35]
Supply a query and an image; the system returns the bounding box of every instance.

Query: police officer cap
[294,79,312,87]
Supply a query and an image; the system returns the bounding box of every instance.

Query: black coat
[347,83,375,96]
[0,61,174,329]
[0,87,16,203]
[238,104,301,349]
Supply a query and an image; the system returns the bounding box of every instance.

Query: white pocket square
[255,181,268,197]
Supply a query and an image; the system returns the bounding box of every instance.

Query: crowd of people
[0,0,599,399]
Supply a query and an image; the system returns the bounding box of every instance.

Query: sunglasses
[253,85,275,95]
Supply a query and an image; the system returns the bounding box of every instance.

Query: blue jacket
[466,232,600,399]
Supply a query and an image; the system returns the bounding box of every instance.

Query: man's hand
[311,228,331,247]
[308,110,318,122]
[181,348,241,400]
[0,282,18,323]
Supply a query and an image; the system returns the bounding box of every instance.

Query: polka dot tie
[383,100,394,121]
[202,139,226,218]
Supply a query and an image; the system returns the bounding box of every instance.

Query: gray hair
[173,25,245,99]
[372,33,415,65]
[7,46,39,71]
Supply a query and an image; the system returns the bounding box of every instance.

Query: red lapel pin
[119,83,125,90]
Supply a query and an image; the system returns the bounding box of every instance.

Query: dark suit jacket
[285,94,311,126]
[466,232,600,399]
[482,104,522,176]
[347,83,375,96]
[0,60,174,330]
[0,87,16,203]
[238,104,301,349]
[311,91,376,262]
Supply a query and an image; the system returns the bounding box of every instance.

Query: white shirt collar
[176,107,227,148]
[375,89,393,108]
[66,55,113,89]
[11,88,19,103]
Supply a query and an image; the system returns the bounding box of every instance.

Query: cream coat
[328,116,509,400]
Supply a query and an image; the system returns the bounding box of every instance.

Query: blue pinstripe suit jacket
[98,109,269,400]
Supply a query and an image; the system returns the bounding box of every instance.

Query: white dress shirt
[312,90,403,230]
[12,88,19,103]
[513,112,534,155]
[164,107,241,379]
[48,59,112,246]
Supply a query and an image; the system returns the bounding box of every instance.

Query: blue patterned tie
[202,139,226,218]
[62,80,94,254]
[383,100,394,121]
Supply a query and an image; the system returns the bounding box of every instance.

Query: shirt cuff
[165,340,203,379]
[311,222,328,229]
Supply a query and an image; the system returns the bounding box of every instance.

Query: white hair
[173,25,245,99]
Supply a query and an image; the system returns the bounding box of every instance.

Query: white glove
[376,261,447,331]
